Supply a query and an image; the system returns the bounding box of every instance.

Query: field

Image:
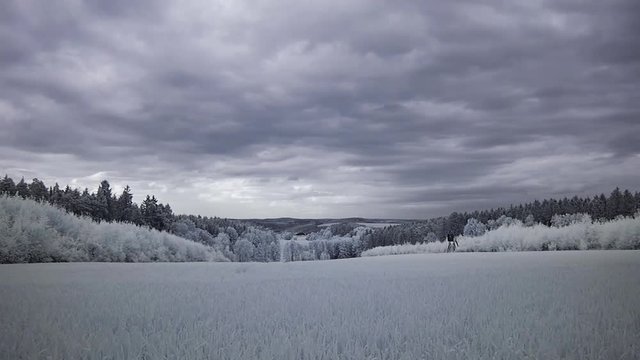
[1,251,639,359]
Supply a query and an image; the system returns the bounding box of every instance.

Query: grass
[1,250,639,359]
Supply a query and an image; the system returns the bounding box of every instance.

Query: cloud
[0,0,638,218]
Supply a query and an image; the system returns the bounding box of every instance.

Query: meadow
[1,251,639,359]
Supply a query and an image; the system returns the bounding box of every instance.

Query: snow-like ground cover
[1,251,639,359]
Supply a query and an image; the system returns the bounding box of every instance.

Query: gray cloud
[1,0,639,218]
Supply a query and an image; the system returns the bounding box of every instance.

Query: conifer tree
[15,178,30,199]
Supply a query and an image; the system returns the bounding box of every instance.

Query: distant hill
[245,217,416,234]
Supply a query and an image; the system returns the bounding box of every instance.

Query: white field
[1,251,639,359]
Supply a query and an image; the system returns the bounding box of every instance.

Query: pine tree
[96,180,113,222]
[141,195,162,230]
[77,188,97,218]
[607,188,623,219]
[15,178,30,199]
[592,194,607,220]
[62,187,81,216]
[49,183,63,205]
[114,185,135,223]
[621,190,635,217]
[158,203,173,231]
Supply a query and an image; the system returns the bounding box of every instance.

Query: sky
[1,0,639,219]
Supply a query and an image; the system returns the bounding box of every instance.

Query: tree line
[361,188,640,250]
[0,175,279,262]
[0,175,175,230]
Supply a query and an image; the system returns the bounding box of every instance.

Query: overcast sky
[1,0,639,219]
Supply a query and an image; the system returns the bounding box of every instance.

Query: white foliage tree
[488,215,522,230]
[550,213,592,228]
[234,238,255,262]
[463,218,487,237]
[524,214,536,227]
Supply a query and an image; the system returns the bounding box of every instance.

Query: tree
[463,218,487,237]
[337,240,355,259]
[15,178,30,199]
[76,188,95,217]
[446,212,466,235]
[140,195,160,229]
[607,188,623,220]
[234,239,255,262]
[139,195,172,231]
[424,232,438,243]
[49,183,63,206]
[621,190,635,217]
[28,178,48,202]
[551,213,592,227]
[592,194,607,220]
[494,215,521,228]
[281,241,293,262]
[61,187,81,216]
[226,227,239,242]
[268,241,280,262]
[524,214,536,227]
[96,180,113,222]
[158,204,173,231]
[0,175,16,195]
[114,186,134,222]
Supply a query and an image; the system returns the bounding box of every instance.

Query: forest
[360,187,640,249]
